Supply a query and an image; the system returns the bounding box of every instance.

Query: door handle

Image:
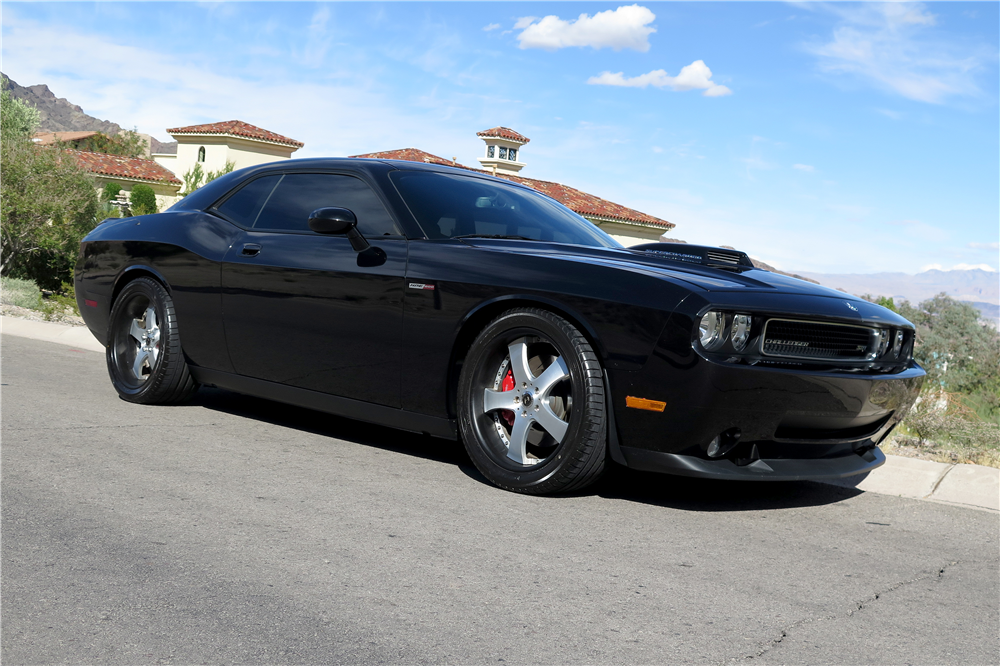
[241,243,262,257]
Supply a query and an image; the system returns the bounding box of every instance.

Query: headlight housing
[699,311,725,350]
[731,314,752,351]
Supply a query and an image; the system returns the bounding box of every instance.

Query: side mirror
[308,207,357,235]
[308,207,370,253]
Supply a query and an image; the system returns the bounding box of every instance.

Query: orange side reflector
[626,396,666,412]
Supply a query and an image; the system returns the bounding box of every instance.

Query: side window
[253,173,399,236]
[213,175,282,227]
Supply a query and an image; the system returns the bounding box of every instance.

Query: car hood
[462,239,852,297]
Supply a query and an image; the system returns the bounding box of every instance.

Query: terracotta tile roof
[33,131,99,146]
[476,127,530,144]
[350,149,673,230]
[166,120,304,148]
[353,148,456,167]
[68,149,182,185]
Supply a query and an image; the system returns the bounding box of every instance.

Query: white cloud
[804,3,989,104]
[482,23,501,32]
[516,5,656,52]
[301,5,332,68]
[792,163,815,172]
[0,15,469,158]
[968,241,1000,250]
[587,60,731,96]
[513,16,538,30]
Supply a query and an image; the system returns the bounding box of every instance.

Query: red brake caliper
[500,369,516,428]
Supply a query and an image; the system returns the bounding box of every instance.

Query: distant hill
[797,268,999,325]
[3,74,177,154]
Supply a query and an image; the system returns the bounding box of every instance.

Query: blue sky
[3,2,997,274]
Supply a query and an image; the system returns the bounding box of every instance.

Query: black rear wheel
[458,308,606,494]
[107,277,198,404]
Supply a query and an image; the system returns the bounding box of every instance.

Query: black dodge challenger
[76,158,925,494]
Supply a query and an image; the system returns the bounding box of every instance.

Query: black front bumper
[620,444,885,481]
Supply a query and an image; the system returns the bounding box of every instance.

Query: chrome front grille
[761,319,874,361]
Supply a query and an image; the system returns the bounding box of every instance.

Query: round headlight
[699,311,725,350]
[731,314,752,351]
[892,330,904,359]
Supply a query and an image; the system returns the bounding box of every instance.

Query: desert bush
[129,184,158,216]
[898,294,1000,421]
[1,276,42,309]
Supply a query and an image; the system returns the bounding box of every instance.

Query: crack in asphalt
[734,560,961,663]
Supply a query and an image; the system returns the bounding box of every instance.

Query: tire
[458,308,606,494]
[106,277,199,404]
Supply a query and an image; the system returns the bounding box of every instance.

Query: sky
[2,1,997,274]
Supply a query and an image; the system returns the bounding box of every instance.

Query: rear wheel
[106,277,198,404]
[458,308,606,494]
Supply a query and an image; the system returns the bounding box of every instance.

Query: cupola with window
[476,127,529,175]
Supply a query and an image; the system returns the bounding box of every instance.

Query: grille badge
[845,302,859,312]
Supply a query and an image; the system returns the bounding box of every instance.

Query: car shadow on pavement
[593,464,863,512]
[191,387,863,512]
[190,387,476,468]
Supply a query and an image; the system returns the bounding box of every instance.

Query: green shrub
[1,276,42,309]
[102,182,122,202]
[2,77,99,291]
[129,184,157,216]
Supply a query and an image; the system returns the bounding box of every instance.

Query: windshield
[389,170,621,248]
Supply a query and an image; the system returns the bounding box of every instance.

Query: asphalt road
[2,334,997,665]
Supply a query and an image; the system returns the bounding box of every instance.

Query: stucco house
[153,120,304,182]
[354,127,674,246]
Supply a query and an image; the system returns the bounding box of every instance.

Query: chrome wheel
[458,308,606,494]
[483,338,571,466]
[128,306,161,382]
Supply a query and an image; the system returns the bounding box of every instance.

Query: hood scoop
[629,243,755,271]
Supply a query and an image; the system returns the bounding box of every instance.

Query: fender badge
[408,282,435,291]
[846,302,859,312]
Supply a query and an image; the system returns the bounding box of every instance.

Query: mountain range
[796,268,999,325]
[3,74,177,154]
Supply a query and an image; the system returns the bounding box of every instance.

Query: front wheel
[106,277,198,404]
[458,308,606,494]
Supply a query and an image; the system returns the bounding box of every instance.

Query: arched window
[198,146,206,162]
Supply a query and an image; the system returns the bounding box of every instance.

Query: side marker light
[84,299,98,308]
[626,396,666,412]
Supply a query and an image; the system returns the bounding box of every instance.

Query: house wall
[155,135,297,183]
[587,220,665,247]
[92,176,182,214]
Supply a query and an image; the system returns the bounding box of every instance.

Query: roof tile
[166,120,304,148]
[476,127,530,144]
[68,149,182,185]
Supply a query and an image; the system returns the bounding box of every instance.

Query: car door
[218,171,406,407]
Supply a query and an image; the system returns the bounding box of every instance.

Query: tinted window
[389,171,619,248]
[214,175,281,227]
[253,173,398,236]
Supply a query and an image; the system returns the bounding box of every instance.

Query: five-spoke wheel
[458,308,606,494]
[107,277,198,404]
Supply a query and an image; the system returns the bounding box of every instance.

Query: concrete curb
[820,455,999,513]
[3,315,998,512]
[2,315,105,353]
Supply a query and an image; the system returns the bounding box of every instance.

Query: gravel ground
[0,303,85,326]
